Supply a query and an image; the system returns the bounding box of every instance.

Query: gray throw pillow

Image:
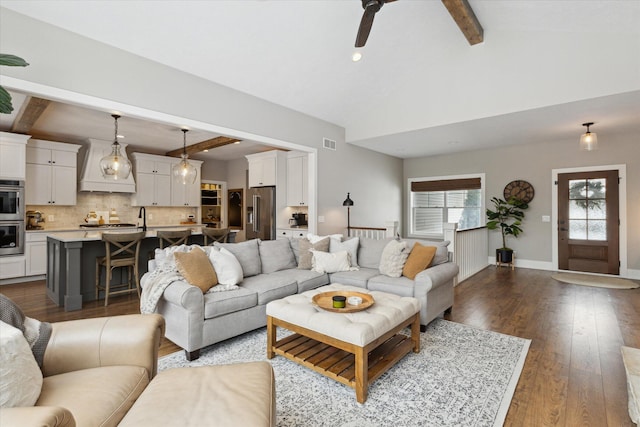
[298,237,330,269]
[259,239,297,274]
[215,239,262,277]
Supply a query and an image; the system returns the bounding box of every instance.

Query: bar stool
[202,227,229,245]
[95,231,145,306]
[157,229,192,249]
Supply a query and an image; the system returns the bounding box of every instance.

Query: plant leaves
[0,86,13,114]
[0,54,29,67]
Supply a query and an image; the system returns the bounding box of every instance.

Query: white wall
[404,131,640,274]
[0,8,402,237]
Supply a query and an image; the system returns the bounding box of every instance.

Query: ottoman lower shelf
[273,332,414,388]
[267,313,420,403]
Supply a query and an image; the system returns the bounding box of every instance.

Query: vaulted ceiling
[1,0,639,159]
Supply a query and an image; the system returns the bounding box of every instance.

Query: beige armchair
[1,314,165,427]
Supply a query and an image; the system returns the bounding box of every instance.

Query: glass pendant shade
[172,129,197,185]
[173,154,198,185]
[579,122,598,151]
[100,114,132,180]
[579,131,598,151]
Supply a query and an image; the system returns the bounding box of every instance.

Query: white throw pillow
[307,233,343,244]
[0,321,43,408]
[379,239,409,278]
[330,237,360,268]
[209,247,244,286]
[310,250,355,274]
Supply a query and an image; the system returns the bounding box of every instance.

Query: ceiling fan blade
[355,7,377,47]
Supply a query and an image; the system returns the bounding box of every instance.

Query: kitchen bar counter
[46,226,208,311]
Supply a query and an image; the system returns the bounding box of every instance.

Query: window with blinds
[409,176,483,238]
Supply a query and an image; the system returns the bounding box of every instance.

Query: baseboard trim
[487,257,639,280]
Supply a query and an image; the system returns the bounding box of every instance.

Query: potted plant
[486,196,528,263]
[0,54,29,114]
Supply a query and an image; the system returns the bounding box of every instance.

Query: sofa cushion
[36,365,149,427]
[298,237,330,269]
[204,287,258,319]
[0,321,43,408]
[174,247,218,293]
[367,275,416,297]
[267,269,329,293]
[241,274,298,305]
[357,237,393,269]
[259,239,297,273]
[118,362,275,427]
[330,237,360,267]
[209,247,244,286]
[329,267,380,289]
[379,239,409,278]
[311,250,354,274]
[216,239,262,277]
[404,239,450,266]
[402,242,437,280]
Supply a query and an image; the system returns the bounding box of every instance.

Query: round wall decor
[503,180,535,203]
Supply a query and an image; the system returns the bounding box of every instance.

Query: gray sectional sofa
[142,236,459,360]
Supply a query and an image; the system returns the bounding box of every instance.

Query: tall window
[409,176,484,238]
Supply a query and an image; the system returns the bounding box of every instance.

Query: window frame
[407,173,486,239]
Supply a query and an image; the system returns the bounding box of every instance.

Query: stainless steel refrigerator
[246,186,276,240]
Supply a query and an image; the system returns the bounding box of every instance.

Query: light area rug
[159,319,530,427]
[552,272,639,290]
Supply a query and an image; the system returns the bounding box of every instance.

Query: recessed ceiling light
[352,51,362,62]
[117,134,124,139]
[203,149,209,152]
[234,141,240,144]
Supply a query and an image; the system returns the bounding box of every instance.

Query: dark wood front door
[557,170,619,274]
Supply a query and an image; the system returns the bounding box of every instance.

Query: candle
[332,296,346,309]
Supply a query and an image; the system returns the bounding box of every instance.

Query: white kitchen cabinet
[246,151,286,187]
[0,256,25,280]
[286,152,308,207]
[25,233,47,276]
[277,228,307,238]
[0,132,30,180]
[25,140,80,206]
[131,153,174,206]
[171,159,202,207]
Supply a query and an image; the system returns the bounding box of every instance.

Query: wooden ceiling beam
[441,0,484,46]
[165,136,241,157]
[11,96,51,134]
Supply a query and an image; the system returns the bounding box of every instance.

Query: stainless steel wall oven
[0,180,25,255]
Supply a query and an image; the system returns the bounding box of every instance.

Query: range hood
[79,139,136,193]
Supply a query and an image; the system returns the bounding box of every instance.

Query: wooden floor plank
[1,267,639,425]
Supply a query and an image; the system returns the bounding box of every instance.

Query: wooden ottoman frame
[267,311,420,403]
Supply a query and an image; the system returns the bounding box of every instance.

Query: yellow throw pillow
[402,242,437,280]
[174,247,218,293]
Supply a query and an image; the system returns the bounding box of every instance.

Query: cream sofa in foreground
[144,236,459,360]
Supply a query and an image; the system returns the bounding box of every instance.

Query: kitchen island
[46,227,206,311]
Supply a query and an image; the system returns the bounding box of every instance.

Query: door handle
[253,195,259,233]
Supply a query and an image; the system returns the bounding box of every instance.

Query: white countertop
[44,225,208,243]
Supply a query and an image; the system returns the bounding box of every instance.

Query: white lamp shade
[580,131,598,151]
[99,143,132,180]
[172,156,198,185]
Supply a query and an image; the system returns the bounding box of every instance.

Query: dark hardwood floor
[2,267,638,426]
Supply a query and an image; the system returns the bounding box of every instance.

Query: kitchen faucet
[138,207,147,232]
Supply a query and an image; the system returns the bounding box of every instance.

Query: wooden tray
[312,291,374,313]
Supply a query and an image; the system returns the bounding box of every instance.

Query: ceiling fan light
[100,114,132,180]
[579,122,598,151]
[352,51,363,62]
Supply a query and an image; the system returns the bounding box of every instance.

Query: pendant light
[579,122,598,151]
[172,129,197,185]
[99,114,132,180]
[342,192,354,236]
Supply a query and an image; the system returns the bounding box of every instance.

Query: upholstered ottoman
[118,362,276,427]
[266,283,420,403]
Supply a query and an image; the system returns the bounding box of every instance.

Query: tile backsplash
[27,193,198,230]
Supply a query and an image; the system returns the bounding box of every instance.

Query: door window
[568,178,606,241]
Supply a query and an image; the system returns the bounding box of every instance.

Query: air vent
[323,138,336,151]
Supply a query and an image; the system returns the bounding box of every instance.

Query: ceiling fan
[355,0,396,48]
